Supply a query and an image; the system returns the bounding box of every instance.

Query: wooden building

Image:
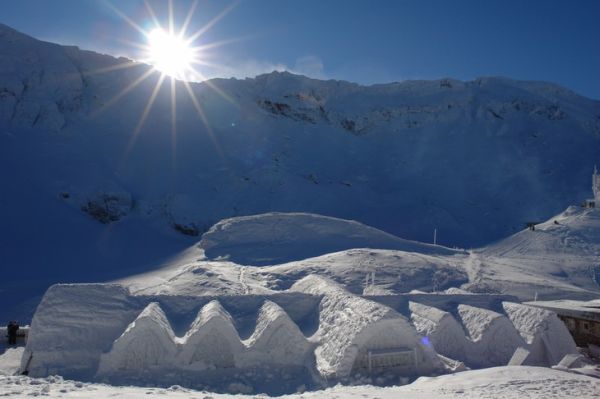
[526,300,600,347]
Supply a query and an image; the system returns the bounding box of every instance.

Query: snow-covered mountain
[2,23,600,320]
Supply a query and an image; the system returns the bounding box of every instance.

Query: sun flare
[146,28,194,79]
[97,0,240,162]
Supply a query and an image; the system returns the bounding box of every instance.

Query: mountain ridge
[2,23,600,320]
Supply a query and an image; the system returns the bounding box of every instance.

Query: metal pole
[433,228,437,245]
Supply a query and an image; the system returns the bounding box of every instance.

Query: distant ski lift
[583,199,596,208]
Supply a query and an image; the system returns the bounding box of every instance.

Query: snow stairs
[98,299,312,375]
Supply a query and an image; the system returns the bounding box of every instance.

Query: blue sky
[2,0,600,98]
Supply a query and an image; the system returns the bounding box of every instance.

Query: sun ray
[144,0,162,29]
[117,38,152,52]
[170,76,178,168]
[101,0,240,163]
[182,80,224,159]
[82,59,140,77]
[187,1,238,43]
[168,0,175,35]
[91,68,157,117]
[179,0,199,39]
[104,0,147,36]
[194,70,237,106]
[125,73,167,154]
[190,33,258,52]
[191,59,231,70]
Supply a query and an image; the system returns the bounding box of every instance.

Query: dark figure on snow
[7,321,19,345]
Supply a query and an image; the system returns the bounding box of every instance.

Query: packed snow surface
[1,367,599,398]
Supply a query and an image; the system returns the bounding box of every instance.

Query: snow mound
[177,300,243,369]
[409,302,467,361]
[242,300,312,367]
[291,275,442,378]
[199,213,457,266]
[457,304,525,367]
[97,302,177,374]
[502,302,577,366]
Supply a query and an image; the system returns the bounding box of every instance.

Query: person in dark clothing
[7,321,19,345]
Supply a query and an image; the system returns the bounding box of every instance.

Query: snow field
[1,366,599,398]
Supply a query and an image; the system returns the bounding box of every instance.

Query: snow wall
[21,281,578,393]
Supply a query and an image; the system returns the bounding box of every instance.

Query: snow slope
[466,206,600,299]
[199,212,457,266]
[117,208,600,305]
[3,23,600,320]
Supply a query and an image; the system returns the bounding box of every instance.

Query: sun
[146,28,195,79]
[96,0,241,163]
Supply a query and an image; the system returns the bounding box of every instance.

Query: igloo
[457,304,526,368]
[291,275,442,379]
[242,300,312,367]
[97,302,177,374]
[409,301,467,361]
[177,300,244,369]
[502,302,577,366]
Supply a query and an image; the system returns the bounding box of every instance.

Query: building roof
[524,300,600,322]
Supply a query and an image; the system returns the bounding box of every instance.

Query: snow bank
[199,213,456,266]
[242,300,312,367]
[177,300,243,369]
[97,303,177,374]
[409,302,467,361]
[502,302,577,366]
[457,304,525,367]
[291,275,442,378]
